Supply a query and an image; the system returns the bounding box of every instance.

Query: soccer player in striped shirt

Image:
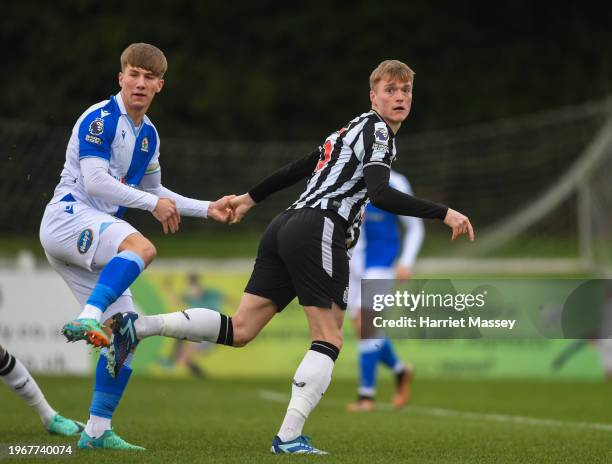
[128,59,474,454]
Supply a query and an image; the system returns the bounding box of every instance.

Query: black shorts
[245,208,350,311]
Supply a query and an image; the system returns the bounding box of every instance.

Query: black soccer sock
[309,340,340,362]
[216,315,234,346]
[0,348,16,376]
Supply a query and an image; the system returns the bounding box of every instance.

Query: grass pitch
[1,376,611,463]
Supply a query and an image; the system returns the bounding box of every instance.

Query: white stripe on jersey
[290,110,396,249]
[321,217,335,277]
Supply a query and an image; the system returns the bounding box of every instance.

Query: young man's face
[370,77,412,131]
[118,64,164,115]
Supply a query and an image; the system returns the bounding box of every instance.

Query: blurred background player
[38,43,232,451]
[157,272,228,377]
[0,343,84,436]
[346,170,424,411]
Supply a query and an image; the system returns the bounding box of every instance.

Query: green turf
[2,376,611,463]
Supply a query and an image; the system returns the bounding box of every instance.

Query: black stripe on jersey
[293,133,346,206]
[307,113,383,212]
[292,114,370,208]
[309,153,361,209]
[308,123,368,209]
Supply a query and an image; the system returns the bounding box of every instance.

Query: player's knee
[140,241,157,265]
[119,234,157,266]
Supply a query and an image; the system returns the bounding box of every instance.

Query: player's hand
[153,198,180,234]
[208,195,236,224]
[229,193,256,224]
[443,208,474,241]
[395,265,412,282]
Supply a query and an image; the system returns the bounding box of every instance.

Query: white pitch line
[257,389,612,433]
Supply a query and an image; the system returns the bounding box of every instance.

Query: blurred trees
[2,1,611,140]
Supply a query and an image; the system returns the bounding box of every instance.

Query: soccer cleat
[46,414,85,436]
[346,397,375,412]
[62,318,110,348]
[271,435,328,455]
[393,365,414,409]
[107,312,140,378]
[77,429,145,451]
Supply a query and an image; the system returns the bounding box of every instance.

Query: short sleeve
[77,108,117,161]
[361,120,392,169]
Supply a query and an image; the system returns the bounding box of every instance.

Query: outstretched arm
[247,147,320,203]
[229,148,320,224]
[364,165,474,241]
[140,170,234,223]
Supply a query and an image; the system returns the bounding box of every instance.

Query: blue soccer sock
[86,350,133,438]
[357,340,381,398]
[378,338,404,373]
[85,251,145,315]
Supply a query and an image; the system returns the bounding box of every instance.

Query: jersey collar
[114,92,145,137]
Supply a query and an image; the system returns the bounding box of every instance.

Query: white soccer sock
[278,409,307,443]
[77,304,103,322]
[277,348,336,442]
[0,357,56,426]
[136,308,222,342]
[85,415,111,438]
[134,315,163,340]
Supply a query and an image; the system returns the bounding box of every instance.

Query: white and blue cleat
[271,435,329,455]
[107,312,140,378]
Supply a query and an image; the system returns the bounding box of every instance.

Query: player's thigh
[303,303,345,348]
[46,251,136,319]
[244,211,297,312]
[40,201,138,272]
[278,209,350,311]
[231,293,278,346]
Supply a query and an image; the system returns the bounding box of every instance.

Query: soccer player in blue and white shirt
[346,170,424,412]
[39,43,232,450]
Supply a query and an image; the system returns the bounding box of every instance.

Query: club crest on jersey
[77,229,94,254]
[374,127,388,143]
[141,136,149,152]
[89,118,104,136]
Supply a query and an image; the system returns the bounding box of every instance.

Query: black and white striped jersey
[289,110,396,249]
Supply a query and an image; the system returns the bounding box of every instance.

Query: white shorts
[347,267,395,319]
[40,200,139,320]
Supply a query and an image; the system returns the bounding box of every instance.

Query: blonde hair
[120,43,167,78]
[369,60,414,90]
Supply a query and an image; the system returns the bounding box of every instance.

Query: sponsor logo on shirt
[141,136,149,152]
[77,229,94,254]
[85,134,102,145]
[100,109,111,118]
[89,117,104,136]
[372,142,389,152]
